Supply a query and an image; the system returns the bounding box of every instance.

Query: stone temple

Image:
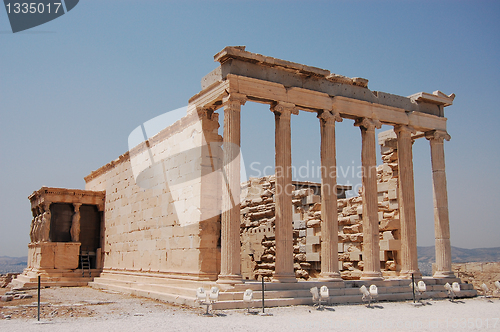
[12,46,476,307]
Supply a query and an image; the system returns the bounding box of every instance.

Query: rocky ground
[0,286,185,320]
[1,286,499,331]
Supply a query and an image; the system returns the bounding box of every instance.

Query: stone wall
[452,262,500,295]
[239,130,403,280]
[84,107,222,280]
[0,273,19,288]
[240,177,325,280]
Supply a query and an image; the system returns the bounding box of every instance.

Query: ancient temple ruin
[14,46,476,305]
[12,188,104,288]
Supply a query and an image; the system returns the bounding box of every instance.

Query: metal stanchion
[259,277,272,316]
[411,273,416,303]
[37,275,41,321]
[261,277,265,313]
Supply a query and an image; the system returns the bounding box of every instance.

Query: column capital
[222,93,247,109]
[425,130,451,142]
[318,110,343,125]
[271,101,299,118]
[354,117,382,131]
[394,124,416,135]
[41,202,51,212]
[195,105,216,120]
[73,203,82,210]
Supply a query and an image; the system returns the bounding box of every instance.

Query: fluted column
[272,102,297,283]
[426,130,455,278]
[318,110,343,281]
[395,125,421,278]
[355,118,383,280]
[217,93,246,284]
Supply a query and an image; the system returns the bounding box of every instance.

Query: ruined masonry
[240,131,402,282]
[12,47,476,307]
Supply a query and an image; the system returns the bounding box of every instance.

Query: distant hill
[2,247,499,276]
[418,246,500,276]
[0,256,27,274]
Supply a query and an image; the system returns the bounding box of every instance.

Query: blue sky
[1,1,499,257]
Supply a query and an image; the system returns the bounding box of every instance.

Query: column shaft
[218,96,245,284]
[319,111,342,281]
[71,203,82,243]
[426,131,454,278]
[272,103,297,282]
[395,125,421,278]
[356,118,383,280]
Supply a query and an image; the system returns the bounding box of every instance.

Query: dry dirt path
[1,286,499,331]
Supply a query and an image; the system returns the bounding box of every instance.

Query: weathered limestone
[426,130,454,278]
[239,176,353,281]
[395,125,421,278]
[20,47,465,305]
[70,203,81,242]
[192,47,455,285]
[452,262,500,294]
[0,273,19,288]
[28,242,81,270]
[272,102,297,283]
[237,148,408,281]
[318,110,342,281]
[218,94,246,284]
[85,108,222,280]
[14,187,105,289]
[355,118,383,280]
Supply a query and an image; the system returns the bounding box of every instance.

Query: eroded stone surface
[16,47,458,294]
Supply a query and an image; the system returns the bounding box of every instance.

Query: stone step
[11,280,90,289]
[9,269,101,290]
[91,277,196,298]
[91,278,365,302]
[90,276,477,310]
[91,280,197,306]
[96,272,213,287]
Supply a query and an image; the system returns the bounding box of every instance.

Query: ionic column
[217,93,246,284]
[395,125,421,278]
[355,118,383,280]
[272,102,298,283]
[318,110,343,281]
[425,130,455,278]
[71,203,82,243]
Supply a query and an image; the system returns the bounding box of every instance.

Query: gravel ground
[1,286,499,331]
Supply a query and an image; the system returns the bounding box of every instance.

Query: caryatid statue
[40,203,51,242]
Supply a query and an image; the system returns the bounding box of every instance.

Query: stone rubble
[239,131,403,281]
[452,262,500,296]
[0,273,18,288]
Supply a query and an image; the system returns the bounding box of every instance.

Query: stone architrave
[272,102,298,283]
[318,110,343,281]
[70,203,82,243]
[217,93,246,284]
[355,117,384,280]
[395,125,421,278]
[426,130,455,278]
